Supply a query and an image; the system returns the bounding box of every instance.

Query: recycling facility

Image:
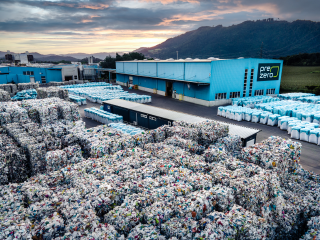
[1,101,320,239]
[0,80,320,239]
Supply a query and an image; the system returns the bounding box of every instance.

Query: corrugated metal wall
[185,62,211,83]
[211,58,283,99]
[116,59,283,102]
[138,62,157,77]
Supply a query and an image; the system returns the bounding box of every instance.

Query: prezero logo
[257,63,281,81]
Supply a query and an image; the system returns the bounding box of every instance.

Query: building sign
[257,63,281,81]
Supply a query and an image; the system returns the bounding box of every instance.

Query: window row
[215,93,227,100]
[243,69,248,97]
[23,71,34,76]
[254,89,264,96]
[230,91,241,98]
[216,89,276,99]
[249,69,254,97]
[266,88,275,95]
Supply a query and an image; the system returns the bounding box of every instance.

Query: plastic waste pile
[1,118,320,240]
[109,123,145,135]
[0,89,11,102]
[61,82,108,88]
[69,95,87,105]
[218,105,281,123]
[0,83,18,97]
[37,87,69,100]
[278,92,315,101]
[17,83,39,91]
[45,145,83,172]
[0,120,86,180]
[11,89,37,101]
[300,216,320,239]
[0,98,83,182]
[217,101,320,126]
[61,83,152,104]
[280,117,320,144]
[2,97,81,125]
[232,95,279,108]
[84,107,123,124]
[297,95,320,104]
[0,127,29,184]
[62,124,124,158]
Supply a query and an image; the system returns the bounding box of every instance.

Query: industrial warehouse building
[0,65,79,84]
[116,58,283,106]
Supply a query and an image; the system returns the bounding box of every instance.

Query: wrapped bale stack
[17,83,39,91]
[37,87,69,101]
[0,89,12,102]
[0,128,29,184]
[172,120,229,147]
[1,115,320,239]
[11,89,38,101]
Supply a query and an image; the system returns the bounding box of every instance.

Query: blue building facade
[116,58,283,106]
[0,66,63,84]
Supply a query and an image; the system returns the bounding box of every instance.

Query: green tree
[129,52,145,60]
[116,53,123,62]
[100,52,146,69]
[314,86,320,95]
[100,55,116,69]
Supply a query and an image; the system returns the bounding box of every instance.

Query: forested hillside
[136,20,320,59]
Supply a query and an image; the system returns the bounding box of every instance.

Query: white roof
[103,99,260,139]
[117,59,227,63]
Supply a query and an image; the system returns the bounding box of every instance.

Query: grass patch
[280,66,320,92]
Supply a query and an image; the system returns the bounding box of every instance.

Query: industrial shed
[103,99,260,147]
[115,58,283,106]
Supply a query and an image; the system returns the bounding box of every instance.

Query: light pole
[176,51,178,60]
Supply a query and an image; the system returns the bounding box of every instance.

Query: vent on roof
[143,59,148,61]
[194,58,200,61]
[208,57,220,61]
[186,58,192,60]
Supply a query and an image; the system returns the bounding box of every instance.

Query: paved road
[78,86,320,174]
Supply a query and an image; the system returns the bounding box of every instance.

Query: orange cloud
[78,4,109,10]
[139,0,199,4]
[159,2,279,26]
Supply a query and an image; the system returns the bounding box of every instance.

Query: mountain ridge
[135,20,320,59]
[0,51,124,62]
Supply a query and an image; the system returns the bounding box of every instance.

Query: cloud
[1,0,320,54]
[41,2,110,10]
[139,0,200,4]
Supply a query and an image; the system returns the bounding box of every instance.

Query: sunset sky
[1,0,320,55]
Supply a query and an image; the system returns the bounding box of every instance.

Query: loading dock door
[30,77,35,83]
[129,111,138,125]
[65,76,73,81]
[149,116,172,129]
[157,117,172,128]
[166,81,173,97]
[113,106,129,122]
[104,104,111,113]
[148,115,158,129]
[137,113,149,128]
